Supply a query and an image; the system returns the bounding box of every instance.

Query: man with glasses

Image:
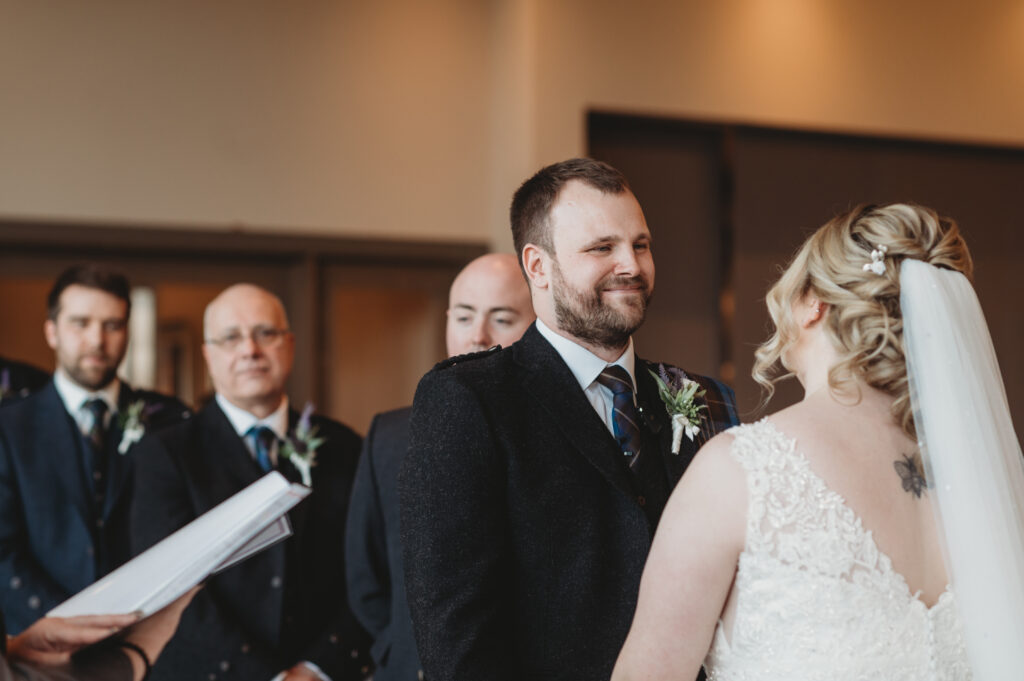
[0,265,188,635]
[130,284,370,681]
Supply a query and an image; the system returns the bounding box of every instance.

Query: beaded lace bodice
[704,420,972,681]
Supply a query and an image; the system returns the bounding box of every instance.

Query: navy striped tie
[596,365,643,468]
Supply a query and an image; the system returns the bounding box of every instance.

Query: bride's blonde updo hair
[753,203,973,439]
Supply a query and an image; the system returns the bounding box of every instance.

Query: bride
[613,203,1024,680]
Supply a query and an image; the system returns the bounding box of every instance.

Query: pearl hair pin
[863,244,888,275]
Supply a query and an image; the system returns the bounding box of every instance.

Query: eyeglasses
[205,326,290,352]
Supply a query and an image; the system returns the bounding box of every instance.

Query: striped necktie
[596,365,643,468]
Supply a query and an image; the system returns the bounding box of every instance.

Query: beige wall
[2,0,1023,249]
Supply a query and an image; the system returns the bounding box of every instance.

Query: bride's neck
[802,380,898,420]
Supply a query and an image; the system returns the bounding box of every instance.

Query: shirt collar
[215,393,290,441]
[534,318,636,392]
[53,367,121,417]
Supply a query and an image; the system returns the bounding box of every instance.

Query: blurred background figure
[345,253,534,681]
[0,356,48,406]
[0,265,188,635]
[131,284,370,681]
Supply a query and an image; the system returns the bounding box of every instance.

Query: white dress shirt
[53,368,121,433]
[534,318,637,437]
[215,393,289,467]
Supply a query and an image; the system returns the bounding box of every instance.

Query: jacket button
[328,634,338,644]
[637,495,646,506]
[219,661,230,672]
[240,643,250,654]
[9,576,20,589]
[27,595,40,610]
[270,576,282,588]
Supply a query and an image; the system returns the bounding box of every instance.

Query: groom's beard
[552,262,652,351]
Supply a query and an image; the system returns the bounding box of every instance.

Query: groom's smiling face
[546,180,654,352]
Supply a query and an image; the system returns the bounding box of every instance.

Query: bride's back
[764,388,948,606]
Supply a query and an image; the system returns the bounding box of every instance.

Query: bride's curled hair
[753,203,973,439]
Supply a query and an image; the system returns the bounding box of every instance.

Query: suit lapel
[102,385,133,519]
[514,326,636,500]
[202,402,267,490]
[279,409,312,535]
[34,384,93,523]
[202,401,286,645]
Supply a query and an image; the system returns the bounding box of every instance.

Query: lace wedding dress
[704,420,973,681]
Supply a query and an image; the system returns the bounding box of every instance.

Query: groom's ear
[522,244,550,291]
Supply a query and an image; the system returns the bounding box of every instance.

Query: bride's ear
[801,295,827,328]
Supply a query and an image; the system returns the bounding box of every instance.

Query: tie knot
[596,365,634,397]
[82,398,109,425]
[246,425,276,447]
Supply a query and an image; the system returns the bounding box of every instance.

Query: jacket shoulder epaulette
[432,345,502,371]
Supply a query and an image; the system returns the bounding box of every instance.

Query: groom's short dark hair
[510,158,631,269]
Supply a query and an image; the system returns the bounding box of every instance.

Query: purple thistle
[657,363,690,392]
[0,369,9,394]
[297,402,315,438]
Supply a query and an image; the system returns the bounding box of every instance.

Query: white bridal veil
[901,259,1024,680]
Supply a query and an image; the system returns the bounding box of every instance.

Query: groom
[399,158,739,681]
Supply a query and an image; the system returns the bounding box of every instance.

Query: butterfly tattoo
[894,452,929,499]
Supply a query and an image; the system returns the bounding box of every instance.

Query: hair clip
[863,244,888,275]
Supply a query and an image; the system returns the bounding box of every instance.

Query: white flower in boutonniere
[649,364,708,454]
[280,402,325,488]
[117,400,149,454]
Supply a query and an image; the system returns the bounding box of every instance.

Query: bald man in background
[131,284,370,681]
[344,254,534,681]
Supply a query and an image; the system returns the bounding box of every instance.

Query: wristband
[114,640,152,681]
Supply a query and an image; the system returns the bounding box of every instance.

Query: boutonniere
[280,402,324,487]
[649,364,708,454]
[117,400,155,454]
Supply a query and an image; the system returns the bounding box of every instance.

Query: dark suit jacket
[0,381,188,635]
[0,358,49,407]
[130,400,371,681]
[399,324,739,681]
[345,407,424,681]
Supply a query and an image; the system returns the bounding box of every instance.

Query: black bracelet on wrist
[114,640,152,681]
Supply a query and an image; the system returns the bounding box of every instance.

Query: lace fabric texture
[704,421,972,681]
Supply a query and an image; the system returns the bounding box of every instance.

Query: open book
[48,472,310,618]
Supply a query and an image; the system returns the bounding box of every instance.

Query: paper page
[212,516,293,575]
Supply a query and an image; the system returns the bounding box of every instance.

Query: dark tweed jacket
[399,323,739,681]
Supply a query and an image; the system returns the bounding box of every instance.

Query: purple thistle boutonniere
[280,402,324,487]
[0,369,10,401]
[649,364,708,454]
